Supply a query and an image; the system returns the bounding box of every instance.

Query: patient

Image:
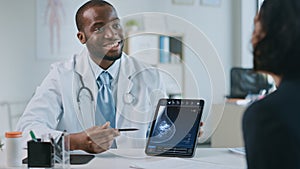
[242,0,300,168]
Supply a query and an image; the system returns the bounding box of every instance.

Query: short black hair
[75,0,115,31]
[253,0,300,78]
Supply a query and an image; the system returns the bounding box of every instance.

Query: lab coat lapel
[74,47,98,129]
[116,54,134,127]
[116,54,153,148]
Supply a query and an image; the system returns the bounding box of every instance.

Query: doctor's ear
[77,32,87,44]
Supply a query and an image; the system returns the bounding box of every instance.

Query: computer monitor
[228,67,271,99]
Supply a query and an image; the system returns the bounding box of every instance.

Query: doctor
[16,0,166,154]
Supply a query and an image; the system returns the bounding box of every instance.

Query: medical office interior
[0,0,269,150]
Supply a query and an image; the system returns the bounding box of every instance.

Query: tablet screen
[145,99,204,157]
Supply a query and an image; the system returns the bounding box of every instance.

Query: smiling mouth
[103,40,122,49]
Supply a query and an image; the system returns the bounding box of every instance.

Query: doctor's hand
[198,122,204,138]
[69,122,120,154]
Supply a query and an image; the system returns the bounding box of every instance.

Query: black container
[27,140,54,168]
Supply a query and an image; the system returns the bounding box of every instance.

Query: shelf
[124,32,184,97]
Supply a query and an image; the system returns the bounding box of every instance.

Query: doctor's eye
[112,23,122,30]
[94,26,105,33]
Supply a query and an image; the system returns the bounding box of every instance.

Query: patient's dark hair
[253,0,300,78]
[75,0,115,31]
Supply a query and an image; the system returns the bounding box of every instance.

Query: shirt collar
[88,56,120,80]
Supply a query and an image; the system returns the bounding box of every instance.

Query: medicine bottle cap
[5,131,22,138]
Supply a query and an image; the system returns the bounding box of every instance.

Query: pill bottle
[5,131,23,167]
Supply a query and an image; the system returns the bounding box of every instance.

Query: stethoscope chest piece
[123,92,135,104]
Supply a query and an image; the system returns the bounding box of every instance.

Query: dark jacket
[243,77,300,169]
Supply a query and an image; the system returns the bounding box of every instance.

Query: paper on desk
[130,158,241,169]
[228,147,246,156]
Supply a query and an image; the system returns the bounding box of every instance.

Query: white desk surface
[0,148,246,169]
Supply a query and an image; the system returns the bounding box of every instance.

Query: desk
[0,148,246,169]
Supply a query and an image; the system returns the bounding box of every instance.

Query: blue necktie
[96,71,117,148]
[96,71,116,128]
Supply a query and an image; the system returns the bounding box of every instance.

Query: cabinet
[124,32,184,98]
[210,102,246,148]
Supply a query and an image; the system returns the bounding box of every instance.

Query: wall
[159,0,233,103]
[241,0,257,68]
[0,0,50,102]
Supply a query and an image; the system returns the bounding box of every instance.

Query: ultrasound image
[151,108,176,143]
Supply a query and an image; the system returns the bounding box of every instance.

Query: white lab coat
[16,47,167,149]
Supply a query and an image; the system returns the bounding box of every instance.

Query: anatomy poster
[36,0,86,60]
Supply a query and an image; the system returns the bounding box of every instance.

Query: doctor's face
[78,5,124,62]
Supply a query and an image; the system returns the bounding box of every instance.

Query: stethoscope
[77,72,94,103]
[73,55,137,110]
[122,67,154,104]
[123,91,135,104]
[76,71,95,110]
[73,56,96,126]
[123,73,138,104]
[73,54,167,128]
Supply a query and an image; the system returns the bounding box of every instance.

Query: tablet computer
[145,98,204,158]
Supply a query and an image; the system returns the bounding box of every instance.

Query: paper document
[228,147,246,155]
[130,158,242,169]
